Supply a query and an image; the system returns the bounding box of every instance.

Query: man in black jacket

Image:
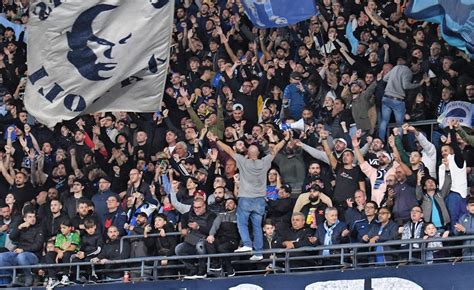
[0,211,45,286]
[42,199,69,240]
[281,212,317,268]
[91,225,130,279]
[205,198,239,276]
[176,198,216,279]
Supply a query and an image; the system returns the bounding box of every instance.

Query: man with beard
[273,136,306,195]
[72,199,101,236]
[68,129,89,168]
[207,186,226,214]
[91,226,130,280]
[266,184,294,231]
[126,212,149,258]
[296,184,331,230]
[296,129,348,168]
[321,130,365,218]
[353,133,400,207]
[42,199,69,239]
[359,136,385,168]
[205,198,239,277]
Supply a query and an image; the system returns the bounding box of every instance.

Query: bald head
[247,145,259,160]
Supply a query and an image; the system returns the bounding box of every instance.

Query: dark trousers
[205,239,238,272]
[44,251,76,278]
[175,241,206,274]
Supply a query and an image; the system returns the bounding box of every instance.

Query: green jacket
[457,126,474,146]
[187,105,225,139]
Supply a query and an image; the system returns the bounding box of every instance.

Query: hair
[366,200,378,210]
[263,218,275,227]
[84,218,96,229]
[60,218,72,228]
[378,206,391,213]
[292,212,305,219]
[324,207,338,215]
[23,210,35,218]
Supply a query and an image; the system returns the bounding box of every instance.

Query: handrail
[1,234,473,271]
[386,119,438,140]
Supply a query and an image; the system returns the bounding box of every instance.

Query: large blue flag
[241,0,318,28]
[405,0,474,58]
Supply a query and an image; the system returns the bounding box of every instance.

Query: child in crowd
[44,219,80,282]
[423,222,448,264]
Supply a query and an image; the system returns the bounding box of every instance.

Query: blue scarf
[323,220,339,256]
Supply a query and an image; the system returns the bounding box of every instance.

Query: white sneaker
[234,246,252,253]
[249,255,263,261]
[60,275,71,285]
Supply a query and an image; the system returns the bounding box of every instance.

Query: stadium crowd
[0,0,472,287]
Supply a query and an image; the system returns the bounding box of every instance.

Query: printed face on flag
[25,0,174,127]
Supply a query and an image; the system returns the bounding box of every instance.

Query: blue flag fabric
[241,0,318,28]
[405,0,474,58]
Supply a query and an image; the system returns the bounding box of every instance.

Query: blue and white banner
[241,0,318,28]
[437,101,474,128]
[405,0,474,58]
[25,0,174,127]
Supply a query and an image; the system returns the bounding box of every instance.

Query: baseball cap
[333,138,348,146]
[290,72,302,80]
[233,103,244,111]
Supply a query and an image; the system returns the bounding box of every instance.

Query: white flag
[25,0,174,127]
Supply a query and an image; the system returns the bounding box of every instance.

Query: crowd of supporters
[0,0,472,287]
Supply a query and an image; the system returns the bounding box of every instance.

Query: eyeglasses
[411,209,422,213]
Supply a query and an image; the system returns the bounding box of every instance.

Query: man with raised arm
[206,130,289,261]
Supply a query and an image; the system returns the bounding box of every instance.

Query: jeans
[378,96,406,140]
[0,251,38,284]
[236,197,266,252]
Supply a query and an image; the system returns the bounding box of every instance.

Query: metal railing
[119,231,181,253]
[1,234,474,286]
[386,119,438,141]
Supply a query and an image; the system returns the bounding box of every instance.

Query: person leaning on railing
[144,213,178,277]
[90,225,130,280]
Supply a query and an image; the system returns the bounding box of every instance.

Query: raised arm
[207,131,236,158]
[295,140,330,165]
[352,131,366,165]
[388,135,412,176]
[320,130,337,169]
[0,155,14,185]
